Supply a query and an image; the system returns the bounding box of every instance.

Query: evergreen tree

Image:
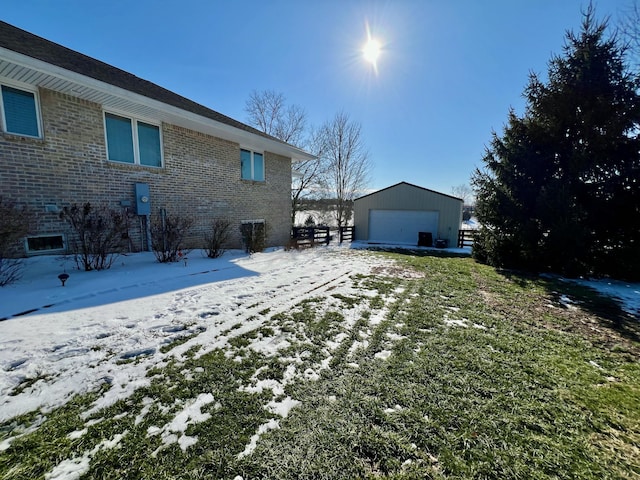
[472,7,640,280]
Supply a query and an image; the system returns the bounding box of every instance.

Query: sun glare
[363,38,381,66]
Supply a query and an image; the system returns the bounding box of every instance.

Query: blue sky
[2,0,631,195]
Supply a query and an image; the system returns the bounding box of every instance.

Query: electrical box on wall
[135,183,151,215]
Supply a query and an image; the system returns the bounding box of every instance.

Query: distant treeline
[298,198,353,211]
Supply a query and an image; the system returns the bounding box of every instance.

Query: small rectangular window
[240,149,265,181]
[104,112,162,167]
[25,234,66,255]
[1,85,40,137]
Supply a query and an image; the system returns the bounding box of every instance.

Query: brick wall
[0,88,293,256]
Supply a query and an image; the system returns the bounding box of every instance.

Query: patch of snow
[386,332,406,341]
[265,396,300,418]
[374,350,392,360]
[461,218,479,230]
[0,414,46,452]
[443,317,468,328]
[67,429,87,440]
[237,418,280,458]
[148,393,217,456]
[320,357,332,370]
[134,397,154,426]
[303,368,320,381]
[348,339,369,356]
[249,332,291,356]
[240,379,284,396]
[46,431,127,480]
[326,332,348,350]
[571,278,640,318]
[589,360,604,370]
[383,404,404,413]
[368,310,387,326]
[559,294,578,310]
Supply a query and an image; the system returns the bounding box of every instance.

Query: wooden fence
[457,229,478,248]
[339,226,355,243]
[290,226,355,248]
[291,226,331,248]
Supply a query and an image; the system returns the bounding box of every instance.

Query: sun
[362,37,381,67]
[363,38,381,65]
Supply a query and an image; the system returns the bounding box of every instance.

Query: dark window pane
[2,85,39,137]
[105,113,134,163]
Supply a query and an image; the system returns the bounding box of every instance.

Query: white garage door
[368,210,439,245]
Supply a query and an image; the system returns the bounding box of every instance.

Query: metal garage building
[353,182,463,247]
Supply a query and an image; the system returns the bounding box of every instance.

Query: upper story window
[104,112,162,167]
[0,84,41,137]
[241,148,264,181]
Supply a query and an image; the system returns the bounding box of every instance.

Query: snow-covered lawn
[0,246,385,422]
[1,244,637,422]
[1,243,638,479]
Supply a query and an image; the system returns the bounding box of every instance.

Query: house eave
[0,47,316,162]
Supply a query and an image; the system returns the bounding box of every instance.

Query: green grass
[1,250,638,479]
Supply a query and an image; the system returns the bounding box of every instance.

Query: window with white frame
[0,83,41,137]
[240,148,265,181]
[104,112,162,167]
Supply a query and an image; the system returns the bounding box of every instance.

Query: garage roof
[355,182,463,202]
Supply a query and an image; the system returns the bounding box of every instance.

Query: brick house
[0,21,314,256]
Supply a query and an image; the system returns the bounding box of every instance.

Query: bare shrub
[60,203,131,271]
[151,212,195,263]
[0,198,32,286]
[204,218,232,259]
[0,259,24,287]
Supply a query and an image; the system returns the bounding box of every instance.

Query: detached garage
[353,182,463,247]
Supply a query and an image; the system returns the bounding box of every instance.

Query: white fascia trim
[0,47,316,161]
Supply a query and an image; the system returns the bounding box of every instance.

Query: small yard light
[58,272,69,287]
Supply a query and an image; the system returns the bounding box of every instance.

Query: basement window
[240,220,266,252]
[25,234,66,255]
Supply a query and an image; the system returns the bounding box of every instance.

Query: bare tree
[451,184,474,206]
[245,90,307,146]
[245,90,327,225]
[619,1,640,65]
[291,127,327,225]
[317,111,372,227]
